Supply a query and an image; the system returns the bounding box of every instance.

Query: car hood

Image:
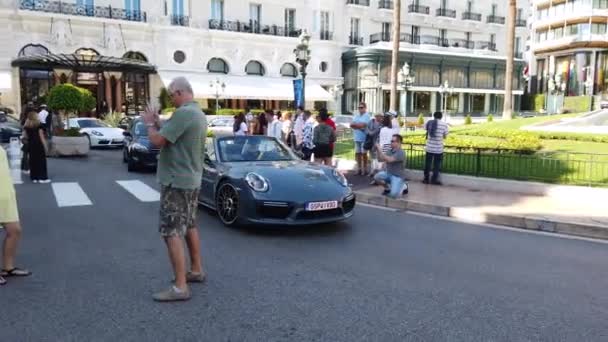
[81,127,124,136]
[227,160,347,199]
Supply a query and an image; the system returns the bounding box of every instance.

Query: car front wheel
[215,182,240,226]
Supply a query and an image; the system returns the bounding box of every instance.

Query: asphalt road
[2,149,608,341]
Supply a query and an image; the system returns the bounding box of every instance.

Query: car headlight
[245,172,269,192]
[91,130,103,136]
[333,169,348,187]
[132,143,148,152]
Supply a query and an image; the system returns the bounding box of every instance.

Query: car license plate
[306,201,338,211]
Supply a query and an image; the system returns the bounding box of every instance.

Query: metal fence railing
[334,132,608,187]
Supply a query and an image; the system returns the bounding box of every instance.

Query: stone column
[111,73,123,113]
[430,92,437,113]
[458,93,465,113]
[484,94,491,114]
[103,72,113,113]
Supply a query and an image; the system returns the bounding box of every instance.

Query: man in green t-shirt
[142,76,207,302]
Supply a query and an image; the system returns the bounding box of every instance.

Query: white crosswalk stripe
[51,182,93,207]
[116,180,160,202]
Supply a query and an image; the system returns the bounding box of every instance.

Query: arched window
[207,58,229,74]
[75,48,100,56]
[280,63,298,77]
[18,44,50,57]
[245,60,265,76]
[123,51,148,62]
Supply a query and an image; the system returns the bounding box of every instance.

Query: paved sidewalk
[350,174,608,240]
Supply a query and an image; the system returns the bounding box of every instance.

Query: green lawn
[452,113,581,132]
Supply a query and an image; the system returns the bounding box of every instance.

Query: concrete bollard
[8,137,22,185]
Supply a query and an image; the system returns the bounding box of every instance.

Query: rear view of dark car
[0,113,22,143]
[122,118,160,172]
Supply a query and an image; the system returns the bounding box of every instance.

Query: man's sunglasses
[391,139,399,143]
[358,107,365,109]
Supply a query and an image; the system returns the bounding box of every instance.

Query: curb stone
[355,190,608,241]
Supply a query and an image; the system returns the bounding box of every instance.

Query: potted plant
[47,84,91,157]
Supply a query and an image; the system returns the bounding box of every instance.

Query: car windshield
[212,118,233,127]
[133,121,148,136]
[218,136,295,162]
[334,116,352,123]
[78,119,108,128]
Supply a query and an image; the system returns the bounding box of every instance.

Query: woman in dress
[23,109,49,183]
[0,145,32,285]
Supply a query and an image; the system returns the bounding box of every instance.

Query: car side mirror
[122,131,132,137]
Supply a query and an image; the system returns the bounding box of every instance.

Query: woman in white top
[233,113,249,136]
[281,112,293,142]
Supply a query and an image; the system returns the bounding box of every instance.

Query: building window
[211,0,224,21]
[515,37,521,54]
[285,8,296,31]
[124,0,140,13]
[467,0,473,12]
[207,58,229,74]
[350,18,360,39]
[470,69,493,89]
[173,50,186,64]
[280,63,298,77]
[414,65,439,86]
[18,44,50,57]
[250,4,261,24]
[470,94,485,112]
[594,0,608,9]
[516,8,522,19]
[245,60,265,76]
[592,23,607,34]
[173,0,184,16]
[320,62,328,72]
[123,51,147,61]
[491,4,497,15]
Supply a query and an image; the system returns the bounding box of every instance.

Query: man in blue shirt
[349,102,371,175]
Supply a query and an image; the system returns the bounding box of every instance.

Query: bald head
[168,77,194,107]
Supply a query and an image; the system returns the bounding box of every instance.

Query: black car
[122,118,161,172]
[0,113,22,143]
[199,135,356,227]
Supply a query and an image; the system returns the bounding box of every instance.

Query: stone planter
[49,136,90,157]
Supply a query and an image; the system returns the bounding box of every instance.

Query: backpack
[314,123,335,145]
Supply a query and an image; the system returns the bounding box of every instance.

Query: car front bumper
[131,149,159,167]
[238,191,356,226]
[91,135,124,147]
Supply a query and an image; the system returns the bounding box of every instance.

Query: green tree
[47,84,83,130]
[159,87,171,110]
[79,88,96,114]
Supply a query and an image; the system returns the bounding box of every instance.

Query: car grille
[296,208,343,221]
[343,197,356,213]
[257,202,292,219]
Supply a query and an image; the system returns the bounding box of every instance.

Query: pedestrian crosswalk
[40,180,161,208]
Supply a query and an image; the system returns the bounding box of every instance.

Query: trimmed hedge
[563,96,591,113]
[533,94,545,112]
[457,127,608,143]
[404,134,542,153]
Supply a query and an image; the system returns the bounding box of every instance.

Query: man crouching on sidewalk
[373,134,408,198]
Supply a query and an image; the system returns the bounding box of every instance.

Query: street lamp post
[398,62,415,124]
[209,78,226,114]
[294,30,311,109]
[438,80,454,119]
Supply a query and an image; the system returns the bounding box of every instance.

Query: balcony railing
[436,8,456,18]
[346,0,370,5]
[419,35,449,46]
[370,32,391,44]
[515,19,527,27]
[171,15,190,27]
[349,35,364,45]
[487,15,505,24]
[208,20,302,37]
[19,0,147,22]
[477,41,497,51]
[450,39,475,49]
[408,4,430,14]
[320,31,333,41]
[378,0,393,9]
[462,11,482,21]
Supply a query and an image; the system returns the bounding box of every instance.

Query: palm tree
[389,0,401,113]
[503,0,517,120]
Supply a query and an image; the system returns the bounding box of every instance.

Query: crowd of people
[228,107,338,166]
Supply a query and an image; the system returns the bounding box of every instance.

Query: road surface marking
[357,202,399,212]
[116,180,160,202]
[51,182,93,207]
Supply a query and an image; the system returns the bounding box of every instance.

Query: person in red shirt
[319,108,336,161]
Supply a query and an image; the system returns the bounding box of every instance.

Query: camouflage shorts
[159,185,200,237]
